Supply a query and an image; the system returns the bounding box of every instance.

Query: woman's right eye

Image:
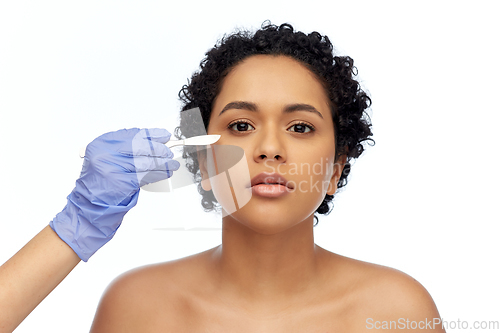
[228,121,255,132]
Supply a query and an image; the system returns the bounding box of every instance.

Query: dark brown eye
[229,121,255,132]
[288,122,314,133]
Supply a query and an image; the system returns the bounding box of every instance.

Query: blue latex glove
[50,128,180,262]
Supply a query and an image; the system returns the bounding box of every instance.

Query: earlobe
[201,172,212,191]
[326,155,347,196]
[326,176,338,196]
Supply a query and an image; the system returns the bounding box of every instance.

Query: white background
[1,1,499,332]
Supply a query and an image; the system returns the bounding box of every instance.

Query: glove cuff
[50,190,139,262]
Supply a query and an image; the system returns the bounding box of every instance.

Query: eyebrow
[218,101,324,119]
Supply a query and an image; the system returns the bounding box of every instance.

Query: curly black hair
[174,21,374,226]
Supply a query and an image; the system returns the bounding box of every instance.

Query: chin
[222,203,314,235]
[239,218,299,235]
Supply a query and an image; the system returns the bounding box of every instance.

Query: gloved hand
[50,128,180,262]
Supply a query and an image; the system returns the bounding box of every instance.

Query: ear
[326,154,347,196]
[197,147,212,191]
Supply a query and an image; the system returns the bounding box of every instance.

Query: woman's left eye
[288,122,315,133]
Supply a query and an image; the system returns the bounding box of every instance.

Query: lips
[250,172,294,189]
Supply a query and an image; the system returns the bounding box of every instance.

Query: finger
[133,156,180,173]
[132,140,174,158]
[136,161,180,186]
[143,128,172,144]
[166,159,181,173]
[138,170,170,186]
[132,128,175,157]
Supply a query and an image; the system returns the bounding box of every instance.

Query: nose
[253,128,286,164]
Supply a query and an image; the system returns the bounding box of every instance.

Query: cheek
[205,145,253,217]
[315,149,337,192]
[288,148,336,195]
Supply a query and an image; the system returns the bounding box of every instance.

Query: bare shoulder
[329,253,444,332]
[89,251,210,333]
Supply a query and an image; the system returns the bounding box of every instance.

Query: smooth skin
[90,55,445,332]
[0,226,80,332]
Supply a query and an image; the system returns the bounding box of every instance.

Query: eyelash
[227,120,316,134]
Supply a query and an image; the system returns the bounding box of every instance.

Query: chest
[166,294,357,333]
[186,313,348,333]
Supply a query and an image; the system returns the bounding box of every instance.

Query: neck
[209,214,326,307]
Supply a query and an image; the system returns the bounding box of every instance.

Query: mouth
[249,172,294,190]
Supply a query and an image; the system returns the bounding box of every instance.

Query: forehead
[212,55,330,114]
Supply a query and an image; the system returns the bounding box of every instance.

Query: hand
[50,128,180,261]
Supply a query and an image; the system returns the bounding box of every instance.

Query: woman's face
[201,55,344,234]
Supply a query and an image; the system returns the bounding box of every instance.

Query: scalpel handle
[165,139,185,148]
